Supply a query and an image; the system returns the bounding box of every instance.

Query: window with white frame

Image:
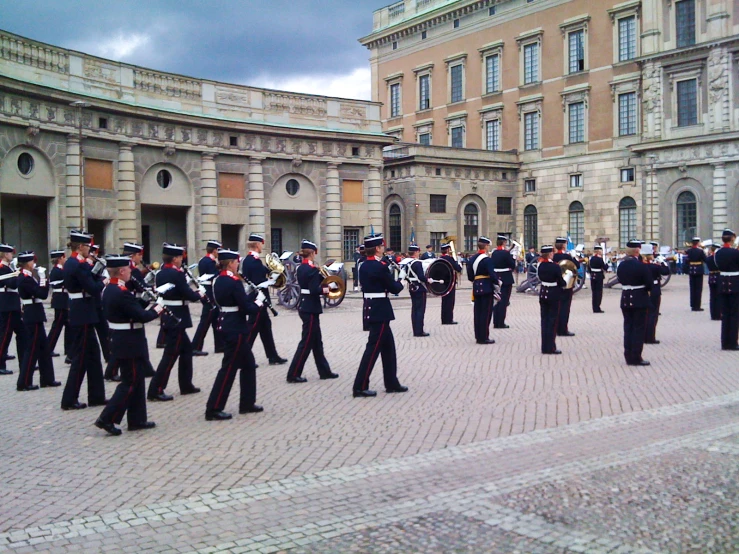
[568,201,585,245]
[524,111,539,150]
[419,74,431,111]
[618,16,636,61]
[343,228,360,262]
[675,0,696,48]
[618,197,637,248]
[524,178,536,193]
[568,30,585,73]
[569,174,583,188]
[418,132,431,146]
[620,167,635,183]
[390,83,401,118]
[485,119,500,151]
[485,54,500,94]
[450,64,464,103]
[463,204,479,251]
[568,102,585,143]
[523,43,539,84]
[677,79,698,127]
[618,92,637,136]
[451,125,464,148]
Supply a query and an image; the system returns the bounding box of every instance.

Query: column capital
[118,142,134,151]
[249,155,266,164]
[201,152,218,161]
[66,135,80,143]
[712,161,726,169]
[326,162,341,171]
[368,163,383,171]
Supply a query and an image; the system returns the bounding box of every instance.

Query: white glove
[255,290,267,307]
[427,278,441,284]
[36,267,47,279]
[39,278,47,287]
[258,279,275,289]
[269,272,280,281]
[156,296,166,308]
[328,282,339,291]
[198,285,207,297]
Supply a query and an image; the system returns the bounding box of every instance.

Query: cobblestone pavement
[0,276,737,553]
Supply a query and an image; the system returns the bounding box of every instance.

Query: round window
[17,153,34,176]
[157,169,172,189]
[286,179,300,196]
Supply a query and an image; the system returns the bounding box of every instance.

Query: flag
[410,227,416,245]
[370,224,375,236]
[567,235,574,251]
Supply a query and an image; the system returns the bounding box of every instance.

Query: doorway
[141,206,188,262]
[221,224,242,252]
[270,210,316,255]
[88,219,111,255]
[0,195,49,261]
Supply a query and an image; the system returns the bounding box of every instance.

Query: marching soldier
[48,249,69,360]
[536,246,566,354]
[491,236,515,329]
[61,230,107,410]
[95,255,163,436]
[0,243,25,375]
[588,245,607,313]
[439,243,462,325]
[715,229,739,350]
[706,243,721,321]
[686,237,706,311]
[147,243,205,402]
[286,240,339,383]
[644,243,669,345]
[353,233,406,398]
[89,244,111,364]
[617,240,653,366]
[406,244,429,337]
[240,233,287,365]
[16,251,59,390]
[467,236,498,345]
[553,237,579,336]
[205,248,264,420]
[192,240,224,356]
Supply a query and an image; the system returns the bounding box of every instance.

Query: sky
[1,0,394,100]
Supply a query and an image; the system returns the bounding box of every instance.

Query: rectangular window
[497,197,512,215]
[430,194,447,213]
[450,64,463,103]
[342,180,363,203]
[98,117,108,129]
[676,0,696,48]
[569,174,583,188]
[568,210,584,246]
[84,159,114,190]
[390,83,401,118]
[619,205,636,248]
[489,6,496,15]
[485,54,500,94]
[419,74,430,110]
[523,43,539,84]
[524,178,536,193]
[524,111,539,150]
[343,228,360,262]
[485,119,500,151]
[453,18,460,28]
[568,30,585,73]
[620,168,635,183]
[618,92,637,136]
[568,102,584,144]
[229,135,238,146]
[218,172,245,199]
[418,132,431,146]
[430,232,446,252]
[422,30,427,40]
[451,126,464,148]
[271,228,282,256]
[392,41,398,50]
[677,79,698,127]
[618,16,636,61]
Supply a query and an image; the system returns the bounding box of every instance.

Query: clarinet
[182,264,214,307]
[242,276,278,317]
[129,275,183,326]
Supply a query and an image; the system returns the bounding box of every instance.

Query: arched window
[388,204,402,251]
[568,201,584,246]
[463,203,479,251]
[524,205,538,250]
[619,196,637,248]
[676,191,697,246]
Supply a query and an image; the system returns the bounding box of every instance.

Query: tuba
[265,252,287,289]
[559,259,578,290]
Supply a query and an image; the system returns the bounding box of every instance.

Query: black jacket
[0,262,21,313]
[361,257,404,323]
[297,261,326,314]
[490,248,516,285]
[103,280,159,359]
[537,259,566,304]
[213,271,259,334]
[18,270,48,324]
[617,256,653,310]
[156,265,201,329]
[64,254,104,325]
[49,264,68,310]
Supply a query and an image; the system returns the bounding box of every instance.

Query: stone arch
[458,194,487,252]
[0,144,56,197]
[140,161,193,206]
[666,177,703,246]
[384,194,406,251]
[270,172,318,210]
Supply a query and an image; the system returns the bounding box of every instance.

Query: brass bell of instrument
[319,265,346,301]
[266,252,287,289]
[559,259,578,290]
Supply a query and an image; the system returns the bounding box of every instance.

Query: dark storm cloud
[2,1,390,84]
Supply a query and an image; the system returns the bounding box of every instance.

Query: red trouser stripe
[215,334,243,409]
[362,323,385,390]
[0,315,12,357]
[161,331,182,393]
[24,324,39,387]
[293,315,314,378]
[77,325,89,390]
[114,359,137,423]
[248,309,263,344]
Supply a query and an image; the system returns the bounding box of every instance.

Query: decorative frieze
[0,32,68,74]
[264,93,327,117]
[133,69,202,100]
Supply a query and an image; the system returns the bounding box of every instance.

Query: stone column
[712,162,727,239]
[248,156,266,237]
[117,143,137,243]
[367,164,383,233]
[646,165,659,242]
[65,135,83,230]
[324,163,342,260]
[200,153,219,247]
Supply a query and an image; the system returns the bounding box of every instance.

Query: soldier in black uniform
[147,243,205,401]
[61,230,107,410]
[0,243,25,375]
[617,240,653,366]
[686,237,706,311]
[715,229,739,350]
[192,240,224,355]
[286,240,339,383]
[440,243,462,325]
[588,245,607,313]
[420,245,435,260]
[491,236,515,329]
[95,255,163,435]
[16,251,59,390]
[205,248,265,420]
[352,245,363,292]
[405,244,429,337]
[644,244,669,345]
[353,233,406,397]
[240,233,287,365]
[88,244,111,364]
[48,249,69,359]
[525,246,538,266]
[553,237,579,336]
[705,243,721,321]
[536,246,566,354]
[467,237,499,345]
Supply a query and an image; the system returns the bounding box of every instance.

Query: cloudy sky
[2,0,393,100]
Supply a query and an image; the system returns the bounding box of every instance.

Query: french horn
[559,259,578,290]
[266,252,287,289]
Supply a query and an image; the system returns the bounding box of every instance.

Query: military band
[491,236,515,329]
[686,237,706,311]
[588,245,607,313]
[537,246,565,354]
[192,240,224,356]
[89,244,111,365]
[47,249,70,359]
[617,240,653,366]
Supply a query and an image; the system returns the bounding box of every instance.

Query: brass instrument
[559,259,578,290]
[265,252,287,289]
[319,263,346,302]
[442,235,460,264]
[509,239,523,261]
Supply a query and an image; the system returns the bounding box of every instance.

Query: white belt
[494,268,511,272]
[162,300,186,306]
[68,292,90,300]
[50,280,65,286]
[0,289,18,294]
[622,285,645,290]
[540,282,558,287]
[364,293,388,299]
[219,306,238,313]
[108,322,143,330]
[21,298,43,305]
[653,280,659,285]
[300,289,312,295]
[135,293,143,298]
[200,280,213,286]
[590,269,602,272]
[52,288,67,293]
[720,272,739,276]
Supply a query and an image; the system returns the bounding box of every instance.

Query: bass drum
[424,258,456,297]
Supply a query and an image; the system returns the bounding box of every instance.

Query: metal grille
[676,191,697,245]
[450,64,463,103]
[524,112,538,150]
[485,54,499,93]
[619,197,637,248]
[524,205,538,250]
[343,228,360,262]
[618,92,637,136]
[486,119,500,151]
[676,0,695,48]
[618,16,636,61]
[568,202,585,246]
[568,102,584,143]
[388,204,402,251]
[419,75,430,110]
[568,30,585,73]
[463,204,479,252]
[524,43,539,84]
[390,83,401,118]
[451,126,464,148]
[677,79,697,127]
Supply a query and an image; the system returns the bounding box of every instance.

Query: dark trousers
[192,302,224,353]
[353,321,401,392]
[246,307,279,361]
[95,319,111,363]
[645,294,661,343]
[61,324,106,407]
[540,301,559,353]
[411,292,427,336]
[493,284,512,327]
[622,308,648,364]
[287,313,332,379]
[105,352,155,380]
[689,275,703,309]
[473,294,494,342]
[441,288,456,324]
[148,328,195,396]
[720,293,739,349]
[99,358,148,426]
[48,308,71,356]
[709,284,721,320]
[557,289,574,335]
[206,332,257,413]
[0,311,25,369]
[591,278,603,312]
[156,321,165,347]
[17,322,55,388]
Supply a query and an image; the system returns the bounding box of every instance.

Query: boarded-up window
[342,180,363,203]
[218,172,244,199]
[84,159,113,190]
